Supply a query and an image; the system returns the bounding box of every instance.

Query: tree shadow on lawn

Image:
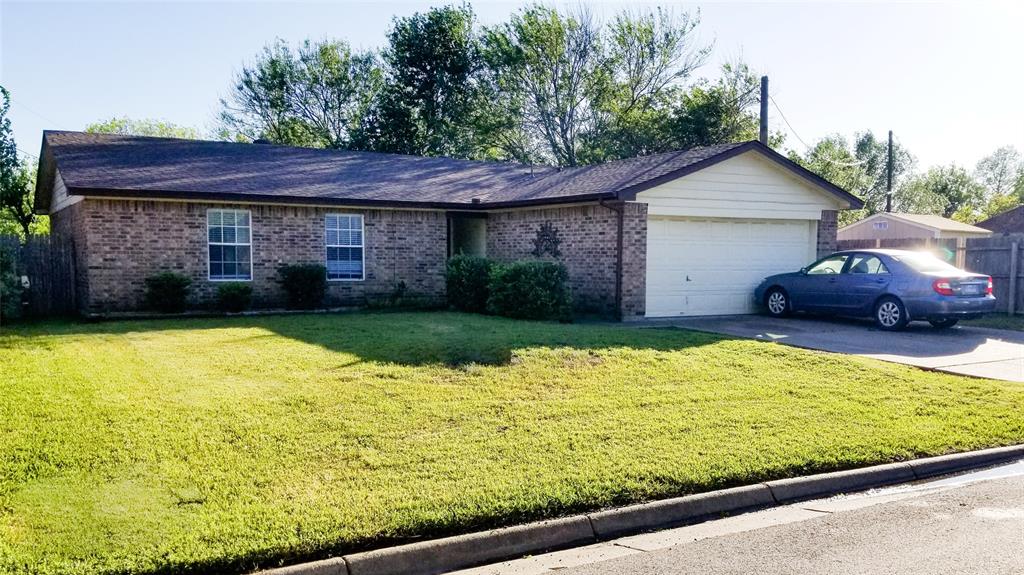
[2,310,734,367]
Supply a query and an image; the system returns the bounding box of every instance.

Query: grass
[962,314,1024,331]
[1,311,1023,575]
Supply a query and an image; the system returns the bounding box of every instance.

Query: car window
[807,254,849,275]
[847,254,889,274]
[891,252,962,273]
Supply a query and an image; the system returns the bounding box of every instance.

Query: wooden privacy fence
[964,234,1024,315]
[0,234,77,318]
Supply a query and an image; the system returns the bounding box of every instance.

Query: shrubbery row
[142,264,325,314]
[446,255,572,321]
[141,258,571,320]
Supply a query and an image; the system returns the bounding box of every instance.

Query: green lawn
[963,314,1024,331]
[1,312,1023,575]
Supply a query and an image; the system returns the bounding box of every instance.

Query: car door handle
[875,278,887,284]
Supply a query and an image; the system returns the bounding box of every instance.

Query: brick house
[35,131,862,319]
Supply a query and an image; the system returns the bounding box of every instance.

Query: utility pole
[759,76,769,145]
[885,130,894,213]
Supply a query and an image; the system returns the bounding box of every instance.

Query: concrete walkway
[453,460,1024,575]
[644,315,1024,382]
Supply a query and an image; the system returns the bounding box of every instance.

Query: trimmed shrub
[144,271,191,313]
[0,246,22,322]
[278,264,327,309]
[216,282,253,313]
[446,255,493,313]
[487,260,572,321]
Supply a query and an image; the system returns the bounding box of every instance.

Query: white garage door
[646,217,816,317]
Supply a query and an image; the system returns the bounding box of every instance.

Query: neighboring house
[976,205,1024,234]
[35,131,862,319]
[838,213,991,267]
[839,213,992,243]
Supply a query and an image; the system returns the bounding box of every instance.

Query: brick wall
[619,202,648,320]
[817,209,838,257]
[56,199,447,313]
[486,202,647,318]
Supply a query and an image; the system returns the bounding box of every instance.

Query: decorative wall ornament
[531,221,562,258]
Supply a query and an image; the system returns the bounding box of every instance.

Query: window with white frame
[873,220,889,230]
[207,209,252,280]
[326,214,364,280]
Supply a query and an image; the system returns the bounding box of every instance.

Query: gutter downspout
[600,199,625,321]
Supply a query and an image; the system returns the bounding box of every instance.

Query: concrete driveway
[656,315,1024,382]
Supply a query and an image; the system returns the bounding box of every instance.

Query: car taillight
[986,276,993,295]
[933,279,955,296]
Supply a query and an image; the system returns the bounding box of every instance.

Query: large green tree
[901,165,986,220]
[483,6,710,166]
[794,132,916,225]
[84,117,201,139]
[361,6,484,157]
[216,5,768,167]
[0,87,44,239]
[971,145,1024,222]
[220,39,381,148]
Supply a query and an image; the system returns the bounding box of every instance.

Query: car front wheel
[874,297,908,331]
[928,318,959,329]
[765,288,790,317]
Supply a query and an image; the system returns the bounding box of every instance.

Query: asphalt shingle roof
[976,205,1024,234]
[37,131,859,210]
[884,213,992,234]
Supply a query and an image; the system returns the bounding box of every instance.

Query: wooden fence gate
[0,234,77,318]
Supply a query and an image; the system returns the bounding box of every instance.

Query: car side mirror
[800,266,808,275]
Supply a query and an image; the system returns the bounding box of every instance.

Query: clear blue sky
[2,0,1021,171]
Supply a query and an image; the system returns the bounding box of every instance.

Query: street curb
[256,444,1024,575]
[765,461,916,503]
[908,444,1024,479]
[588,484,774,539]
[345,516,593,575]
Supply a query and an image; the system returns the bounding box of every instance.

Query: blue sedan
[754,249,996,330]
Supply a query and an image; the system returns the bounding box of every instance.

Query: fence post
[1009,241,1019,316]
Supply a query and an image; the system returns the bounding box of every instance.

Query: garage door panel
[646,217,814,317]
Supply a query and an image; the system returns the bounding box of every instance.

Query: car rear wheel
[874,297,908,331]
[765,288,790,317]
[928,318,959,329]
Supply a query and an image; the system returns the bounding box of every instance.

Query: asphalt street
[454,461,1024,575]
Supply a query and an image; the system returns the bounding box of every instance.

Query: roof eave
[33,133,57,214]
[63,187,617,211]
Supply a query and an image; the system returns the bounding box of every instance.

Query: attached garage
[633,150,855,317]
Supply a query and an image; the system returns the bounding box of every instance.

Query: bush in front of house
[216,282,253,313]
[144,271,192,313]
[0,245,22,322]
[446,254,493,313]
[487,260,572,321]
[278,263,327,309]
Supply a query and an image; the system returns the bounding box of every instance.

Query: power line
[8,97,60,126]
[16,147,38,161]
[769,94,866,167]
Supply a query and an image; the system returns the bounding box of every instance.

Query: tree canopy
[218,5,763,167]
[0,87,46,238]
[84,117,201,139]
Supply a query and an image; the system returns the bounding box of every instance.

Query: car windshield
[891,252,962,273]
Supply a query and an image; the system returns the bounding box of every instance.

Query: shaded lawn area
[1,312,1023,575]
[963,314,1024,331]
